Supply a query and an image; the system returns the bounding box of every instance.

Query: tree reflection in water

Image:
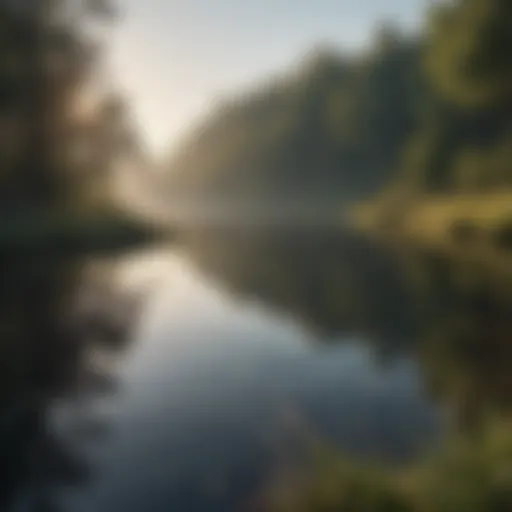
[179,227,512,511]
[0,250,141,512]
[2,227,511,511]
[182,226,512,431]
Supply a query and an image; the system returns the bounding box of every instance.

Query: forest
[1,1,512,511]
[163,2,512,510]
[0,0,156,253]
[166,0,512,229]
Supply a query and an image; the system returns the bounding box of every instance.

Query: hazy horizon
[108,0,426,158]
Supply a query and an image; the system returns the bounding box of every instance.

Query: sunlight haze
[109,0,425,157]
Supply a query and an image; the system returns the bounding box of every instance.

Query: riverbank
[0,207,168,256]
[268,418,512,512]
[351,192,512,262]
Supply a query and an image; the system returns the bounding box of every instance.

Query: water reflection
[181,227,420,349]
[2,227,512,511]
[182,226,512,431]
[61,237,437,512]
[0,249,140,512]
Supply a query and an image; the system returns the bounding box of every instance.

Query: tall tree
[426,0,512,110]
[0,0,138,211]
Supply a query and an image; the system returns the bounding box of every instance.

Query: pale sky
[107,0,426,157]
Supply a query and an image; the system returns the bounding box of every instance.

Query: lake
[1,226,511,511]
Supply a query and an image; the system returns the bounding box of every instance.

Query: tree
[387,0,512,195]
[165,36,424,201]
[0,0,138,211]
[426,0,512,109]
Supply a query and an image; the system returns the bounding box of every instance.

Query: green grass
[350,191,512,269]
[269,420,512,512]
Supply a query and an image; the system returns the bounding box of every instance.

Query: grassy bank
[351,192,512,264]
[269,419,512,512]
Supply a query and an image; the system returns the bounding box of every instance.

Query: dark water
[2,227,512,511]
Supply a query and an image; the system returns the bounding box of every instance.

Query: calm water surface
[2,227,511,511]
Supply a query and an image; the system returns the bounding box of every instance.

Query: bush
[449,219,480,245]
[271,421,512,512]
[491,221,512,251]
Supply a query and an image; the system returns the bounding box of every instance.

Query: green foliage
[271,420,512,512]
[426,0,512,109]
[396,0,512,196]
[166,34,424,201]
[166,0,512,202]
[0,0,139,211]
[418,421,512,512]
[276,448,411,512]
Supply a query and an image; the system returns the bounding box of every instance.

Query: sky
[107,0,427,158]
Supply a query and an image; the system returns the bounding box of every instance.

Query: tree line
[166,0,512,203]
[0,0,140,213]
